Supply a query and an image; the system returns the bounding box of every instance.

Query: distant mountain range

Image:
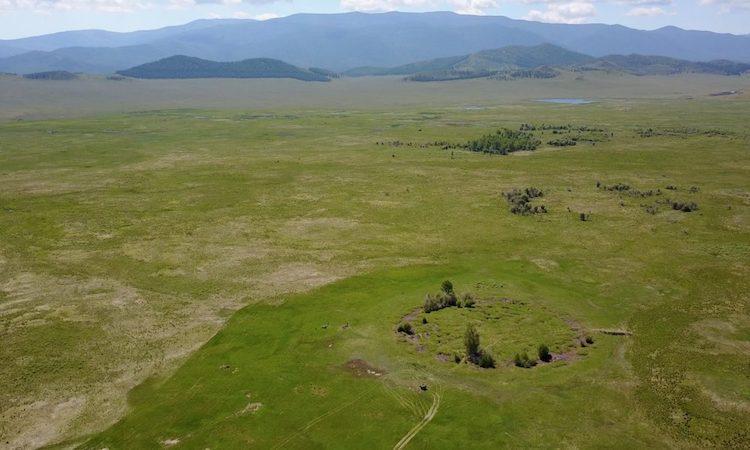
[0,12,749,75]
[346,44,750,80]
[117,55,331,81]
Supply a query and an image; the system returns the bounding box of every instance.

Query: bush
[441,280,454,294]
[669,200,699,212]
[579,212,591,221]
[585,335,594,345]
[422,317,428,324]
[423,291,458,313]
[464,324,481,357]
[514,352,537,368]
[397,322,414,335]
[504,187,548,216]
[538,344,552,362]
[461,293,476,308]
[478,352,496,368]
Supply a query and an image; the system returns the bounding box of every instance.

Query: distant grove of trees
[467,129,541,155]
[23,71,78,80]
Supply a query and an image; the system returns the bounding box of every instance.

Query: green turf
[0,78,748,448]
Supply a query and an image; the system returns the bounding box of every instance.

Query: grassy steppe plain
[0,74,749,448]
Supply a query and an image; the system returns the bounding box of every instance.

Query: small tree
[464,323,480,357]
[441,280,454,294]
[538,344,552,362]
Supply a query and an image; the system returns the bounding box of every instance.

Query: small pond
[536,98,594,104]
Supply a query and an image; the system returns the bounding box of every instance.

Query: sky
[0,0,748,39]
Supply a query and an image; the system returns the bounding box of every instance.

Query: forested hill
[117,56,331,81]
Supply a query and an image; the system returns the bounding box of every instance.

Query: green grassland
[0,75,749,448]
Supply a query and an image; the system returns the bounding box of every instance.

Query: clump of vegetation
[538,344,552,362]
[669,200,699,212]
[460,293,476,308]
[514,352,537,368]
[548,138,577,147]
[637,127,732,138]
[423,280,478,313]
[464,324,495,368]
[492,67,559,81]
[424,292,458,312]
[397,322,414,335]
[503,187,548,215]
[599,182,631,192]
[467,129,540,155]
[579,212,591,221]
[478,352,496,368]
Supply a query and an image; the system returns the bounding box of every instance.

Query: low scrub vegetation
[548,138,577,147]
[514,352,537,368]
[503,187,548,215]
[668,200,699,212]
[397,322,414,335]
[424,280,476,312]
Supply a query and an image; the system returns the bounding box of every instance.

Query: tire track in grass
[272,388,373,449]
[393,391,441,450]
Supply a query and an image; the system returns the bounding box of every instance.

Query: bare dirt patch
[344,359,386,378]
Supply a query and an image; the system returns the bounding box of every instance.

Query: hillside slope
[117,55,330,81]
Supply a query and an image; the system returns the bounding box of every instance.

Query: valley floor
[0,75,748,448]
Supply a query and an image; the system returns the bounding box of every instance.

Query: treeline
[23,71,78,80]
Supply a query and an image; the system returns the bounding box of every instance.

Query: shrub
[441,280,454,294]
[504,187,547,216]
[397,322,414,335]
[538,344,552,362]
[669,200,699,212]
[548,138,577,147]
[585,335,594,345]
[514,352,537,368]
[423,291,458,313]
[454,354,462,364]
[478,352,496,368]
[461,293,476,308]
[422,317,428,324]
[464,324,481,357]
[579,212,590,221]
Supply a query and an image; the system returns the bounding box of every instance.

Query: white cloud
[525,1,595,23]
[0,0,285,12]
[339,0,433,12]
[626,5,665,15]
[0,0,152,13]
[450,0,498,15]
[699,0,750,11]
[339,0,497,14]
[253,11,278,19]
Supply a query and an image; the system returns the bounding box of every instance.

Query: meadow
[0,74,748,448]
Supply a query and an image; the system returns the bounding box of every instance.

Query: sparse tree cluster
[467,129,541,155]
